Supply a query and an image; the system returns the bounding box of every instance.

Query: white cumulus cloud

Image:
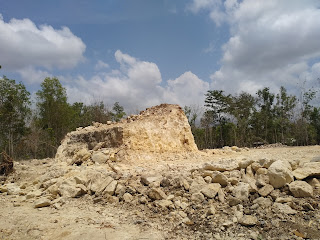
[189,0,320,95]
[0,14,86,70]
[65,51,209,111]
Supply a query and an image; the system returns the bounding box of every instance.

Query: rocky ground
[1,145,320,240]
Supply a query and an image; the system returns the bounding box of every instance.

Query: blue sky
[1,0,320,112]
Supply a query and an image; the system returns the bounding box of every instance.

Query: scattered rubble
[1,104,320,239]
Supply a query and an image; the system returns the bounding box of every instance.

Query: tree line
[1,74,319,159]
[185,86,320,149]
[0,76,125,159]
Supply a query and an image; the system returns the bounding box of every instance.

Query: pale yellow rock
[292,162,320,180]
[56,104,198,163]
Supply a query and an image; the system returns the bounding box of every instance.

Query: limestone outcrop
[56,104,198,164]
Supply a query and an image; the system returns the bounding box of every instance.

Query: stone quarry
[1,104,320,239]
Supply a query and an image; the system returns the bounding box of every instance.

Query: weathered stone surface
[239,215,257,226]
[232,183,250,201]
[292,162,320,180]
[141,175,163,186]
[200,183,221,198]
[103,180,118,195]
[191,192,205,203]
[258,158,276,169]
[56,104,198,163]
[268,160,294,188]
[58,179,86,198]
[258,184,274,197]
[155,200,174,209]
[239,159,254,169]
[71,149,91,165]
[91,152,108,164]
[203,159,239,172]
[289,181,313,198]
[147,188,167,201]
[34,198,51,208]
[89,175,113,194]
[189,177,206,194]
[272,203,297,214]
[5,183,21,195]
[253,197,272,208]
[211,172,228,187]
[123,193,133,202]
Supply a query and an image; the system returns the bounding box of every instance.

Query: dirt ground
[1,145,320,240]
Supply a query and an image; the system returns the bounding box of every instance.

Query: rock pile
[1,154,319,239]
[56,104,198,165]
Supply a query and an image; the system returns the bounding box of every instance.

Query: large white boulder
[268,160,294,188]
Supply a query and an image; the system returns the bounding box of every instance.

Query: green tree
[274,86,297,143]
[0,76,31,157]
[252,87,275,143]
[111,102,126,122]
[230,92,256,146]
[35,77,72,157]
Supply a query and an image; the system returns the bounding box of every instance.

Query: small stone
[204,176,212,183]
[232,183,250,201]
[147,188,167,200]
[228,196,241,206]
[123,193,133,203]
[34,198,51,208]
[275,197,293,203]
[239,215,257,226]
[218,188,225,203]
[91,152,108,164]
[103,180,118,196]
[258,184,274,197]
[289,181,313,198]
[191,192,205,203]
[201,183,221,198]
[155,199,174,209]
[272,203,297,214]
[207,206,216,215]
[211,173,228,187]
[239,159,254,169]
[141,175,163,186]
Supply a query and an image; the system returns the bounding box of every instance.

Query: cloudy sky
[1,0,320,112]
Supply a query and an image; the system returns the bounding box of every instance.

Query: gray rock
[268,160,294,188]
[289,181,313,198]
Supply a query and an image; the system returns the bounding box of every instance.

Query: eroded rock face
[56,104,198,163]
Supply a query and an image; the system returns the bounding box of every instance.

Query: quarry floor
[1,145,320,240]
